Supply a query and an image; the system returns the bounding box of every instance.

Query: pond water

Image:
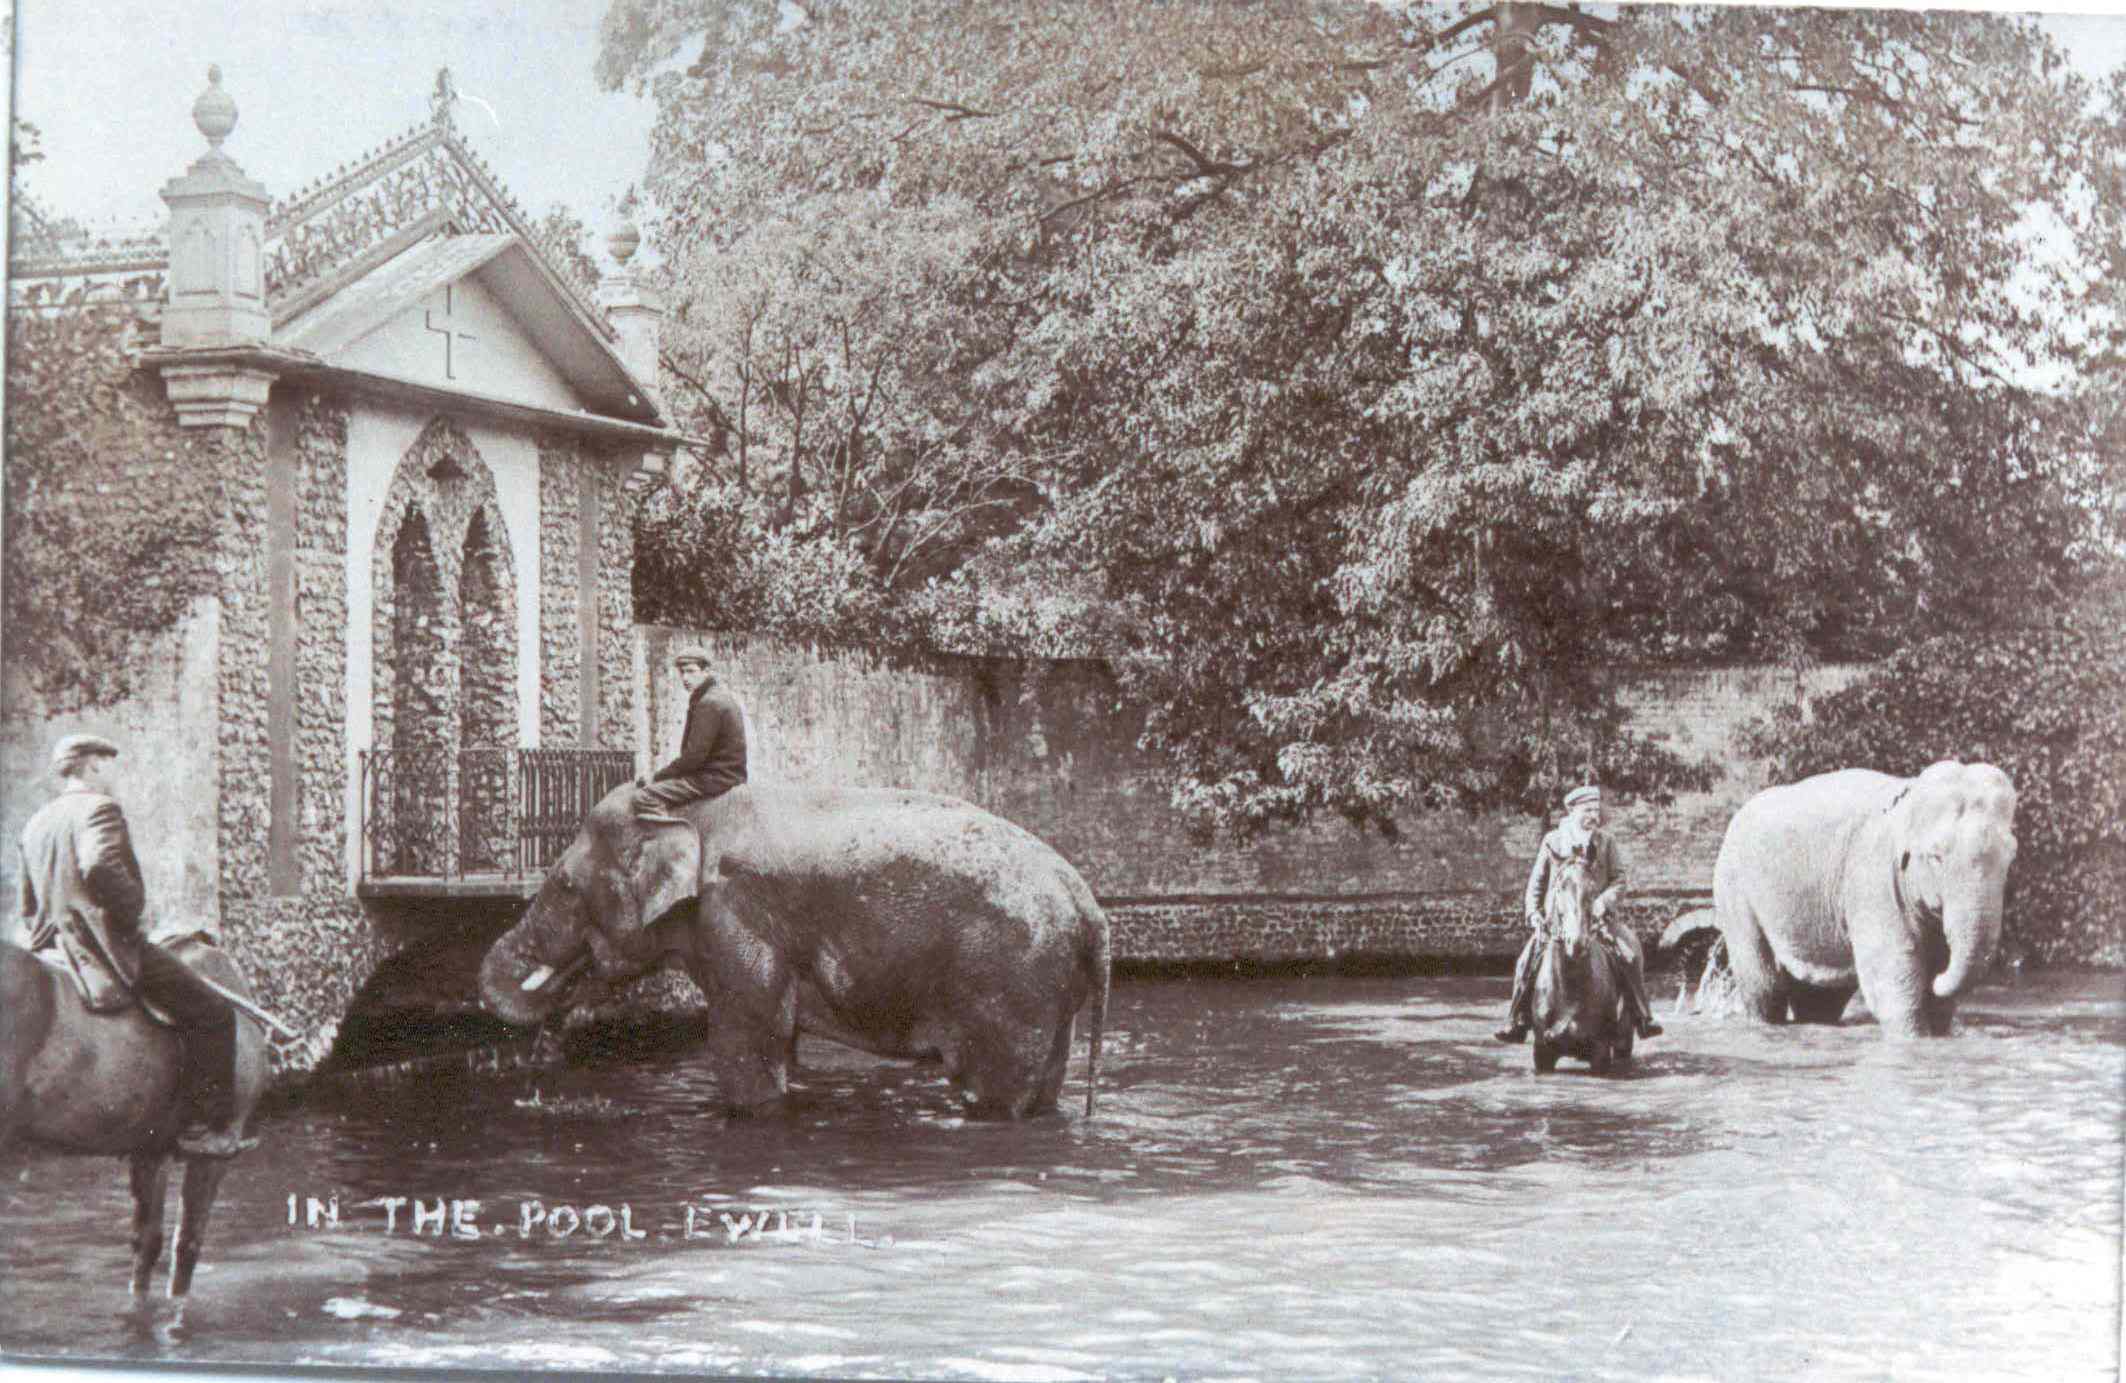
[3,971,2122,1381]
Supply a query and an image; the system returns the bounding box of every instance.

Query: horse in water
[1529,852,1644,1074]
[0,933,268,1296]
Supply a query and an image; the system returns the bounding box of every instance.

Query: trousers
[632,774,736,818]
[135,943,237,1129]
[1505,929,1655,1028]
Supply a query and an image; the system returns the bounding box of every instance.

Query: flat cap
[52,733,120,769]
[670,645,711,668]
[1563,784,1602,808]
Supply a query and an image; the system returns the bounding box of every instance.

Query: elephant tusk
[521,952,595,995]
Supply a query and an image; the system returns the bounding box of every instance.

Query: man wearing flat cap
[17,735,250,1157]
[634,646,748,823]
[1495,783,1662,1044]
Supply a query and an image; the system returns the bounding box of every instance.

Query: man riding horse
[16,734,251,1158]
[1495,784,1663,1045]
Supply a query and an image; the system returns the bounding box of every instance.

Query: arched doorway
[368,416,520,878]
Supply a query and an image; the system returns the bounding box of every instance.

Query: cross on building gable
[424,283,477,380]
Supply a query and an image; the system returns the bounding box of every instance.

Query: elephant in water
[479,785,1110,1119]
[1690,761,2017,1038]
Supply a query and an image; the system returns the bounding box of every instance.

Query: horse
[1529,852,1644,1074]
[0,933,268,1296]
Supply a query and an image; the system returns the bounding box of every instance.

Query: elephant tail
[1085,905,1110,1119]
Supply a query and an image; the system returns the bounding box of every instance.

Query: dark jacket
[654,679,748,794]
[18,785,147,1010]
[1523,825,1627,928]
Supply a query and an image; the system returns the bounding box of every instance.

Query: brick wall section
[536,434,583,743]
[640,628,1864,966]
[1110,895,1689,967]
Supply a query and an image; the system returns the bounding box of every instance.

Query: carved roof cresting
[13,66,615,344]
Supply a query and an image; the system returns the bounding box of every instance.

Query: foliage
[534,203,605,286]
[1740,578,2126,965]
[605,0,2122,829]
[4,301,220,711]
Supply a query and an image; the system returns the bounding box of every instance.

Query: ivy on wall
[4,301,219,711]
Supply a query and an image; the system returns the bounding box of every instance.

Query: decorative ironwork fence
[359,748,636,882]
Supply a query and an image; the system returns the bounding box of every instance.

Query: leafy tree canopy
[604,0,2123,829]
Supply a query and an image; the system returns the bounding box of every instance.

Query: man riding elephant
[16,735,252,1158]
[634,646,747,824]
[1495,784,1662,1045]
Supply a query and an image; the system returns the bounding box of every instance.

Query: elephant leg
[684,900,800,1114]
[699,981,798,1115]
[1029,1013,1077,1117]
[956,1013,1063,1120]
[170,1155,231,1297]
[1720,910,1789,1024]
[127,1153,170,1297]
[1851,916,1932,1040]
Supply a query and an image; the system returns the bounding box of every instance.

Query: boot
[174,1019,254,1160]
[1493,1022,1529,1044]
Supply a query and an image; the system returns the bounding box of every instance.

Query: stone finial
[606,186,642,267]
[192,65,238,149]
[431,66,458,126]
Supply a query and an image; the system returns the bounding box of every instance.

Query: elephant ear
[623,823,705,940]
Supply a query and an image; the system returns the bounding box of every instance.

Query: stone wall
[638,627,1867,964]
[591,449,636,752]
[1114,895,1686,969]
[536,436,585,744]
[0,596,222,934]
[533,438,635,751]
[215,390,386,1074]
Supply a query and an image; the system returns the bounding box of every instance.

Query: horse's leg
[128,1154,170,1297]
[169,1156,231,1297]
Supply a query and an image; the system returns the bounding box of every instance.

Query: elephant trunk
[1931,887,2003,1000]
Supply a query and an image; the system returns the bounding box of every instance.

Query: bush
[4,298,219,711]
[1741,581,2126,965]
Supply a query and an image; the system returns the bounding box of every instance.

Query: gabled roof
[9,88,666,428]
[279,234,659,423]
[263,102,613,343]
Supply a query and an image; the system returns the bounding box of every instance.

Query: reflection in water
[2,972,2121,1380]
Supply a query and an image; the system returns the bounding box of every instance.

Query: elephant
[478,784,1111,1119]
[1694,761,2017,1038]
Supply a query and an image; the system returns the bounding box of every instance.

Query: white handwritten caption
[285,1194,882,1246]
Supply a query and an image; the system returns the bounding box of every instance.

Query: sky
[9,0,660,254]
[6,0,2126,263]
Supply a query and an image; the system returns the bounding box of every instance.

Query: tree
[533,203,605,288]
[602,0,2121,829]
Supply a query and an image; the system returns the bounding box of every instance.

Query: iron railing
[358,748,636,882]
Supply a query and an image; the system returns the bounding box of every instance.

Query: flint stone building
[3,70,681,1070]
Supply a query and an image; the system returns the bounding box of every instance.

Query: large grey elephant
[1697,761,2017,1037]
[478,784,1111,1118]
